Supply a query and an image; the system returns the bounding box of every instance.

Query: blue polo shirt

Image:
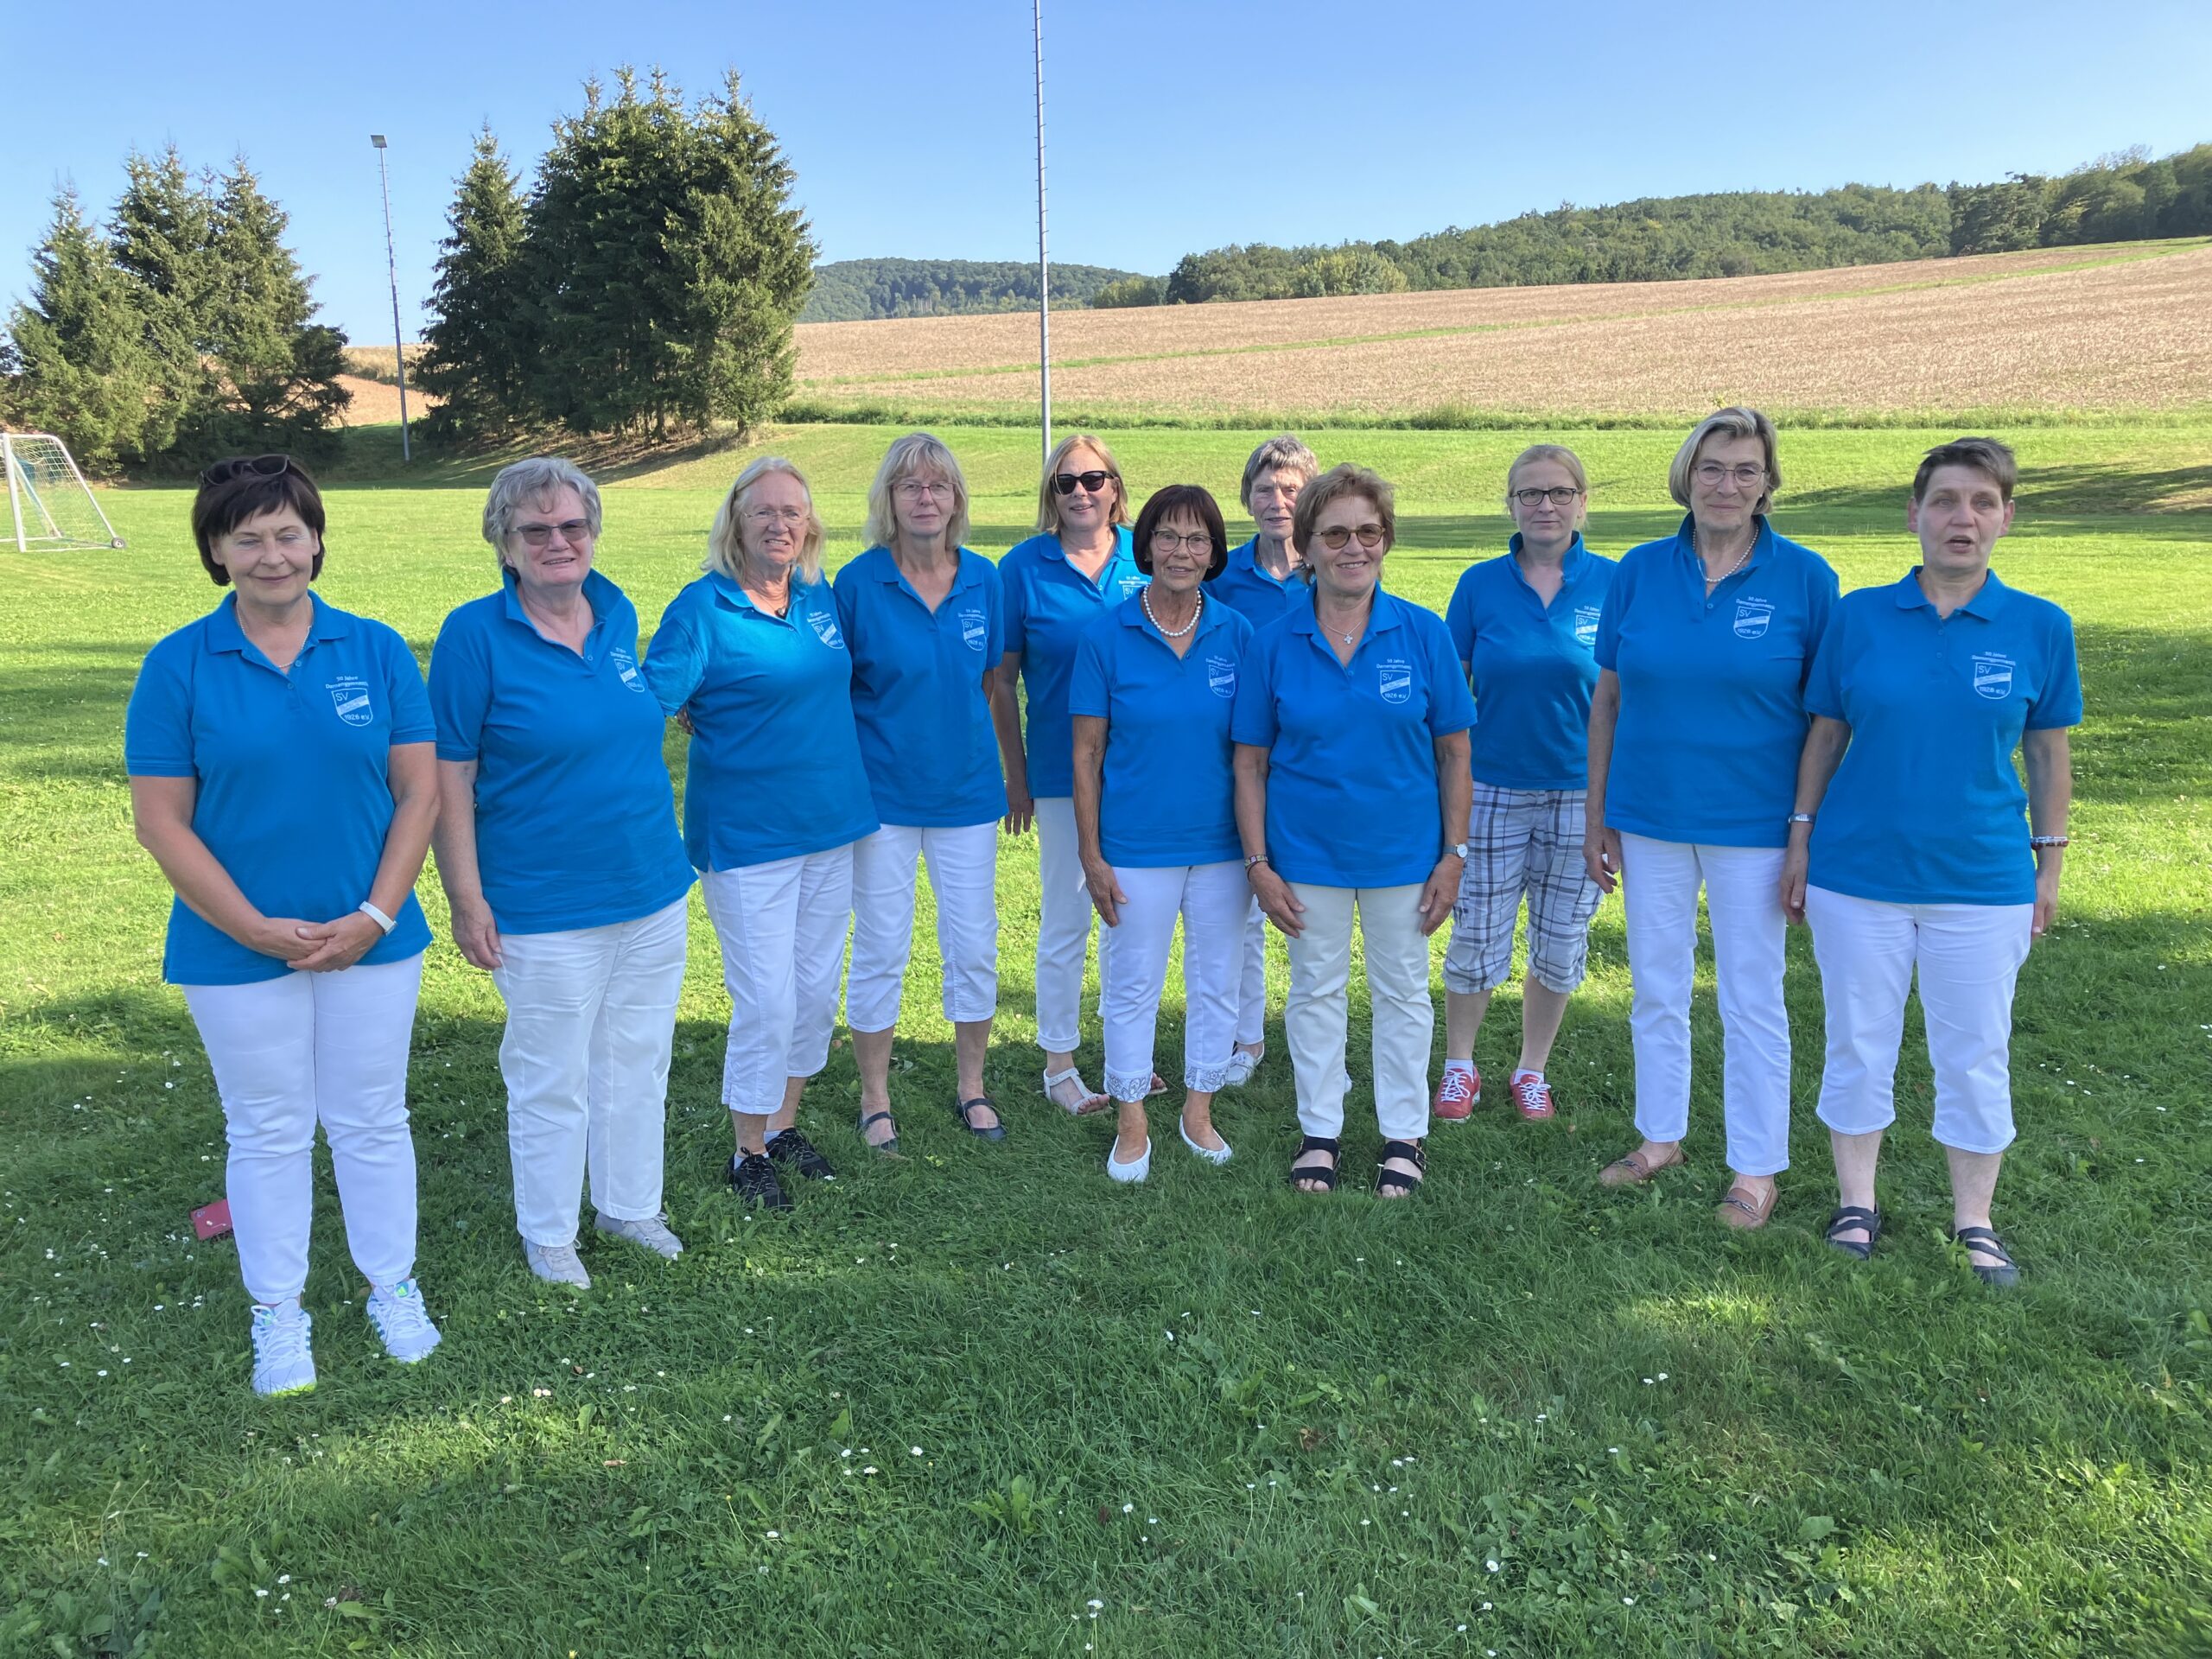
[1807,570,2082,906]
[1594,515,1839,848]
[1207,537,1312,630]
[831,547,1007,828]
[1001,526,1146,798]
[429,570,694,931]
[1230,591,1475,888]
[1068,594,1255,868]
[124,594,435,985]
[642,573,880,869]
[1444,534,1618,791]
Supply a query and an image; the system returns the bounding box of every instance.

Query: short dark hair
[1132,484,1229,580]
[192,456,327,586]
[1913,436,2018,504]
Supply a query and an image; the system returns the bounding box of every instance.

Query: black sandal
[1375,1138,1427,1198]
[855,1109,899,1154]
[727,1152,791,1212]
[952,1095,1007,1141]
[766,1128,836,1180]
[1287,1135,1340,1192]
[1823,1205,1882,1260]
[1952,1224,2020,1288]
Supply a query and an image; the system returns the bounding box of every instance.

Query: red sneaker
[1510,1071,1555,1122]
[1432,1065,1480,1122]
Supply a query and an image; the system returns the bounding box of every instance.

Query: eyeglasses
[1694,461,1767,489]
[1149,528,1215,555]
[1052,470,1116,496]
[1313,523,1388,551]
[747,506,808,527]
[894,478,957,500]
[512,518,594,548]
[199,454,291,488]
[1512,486,1582,507]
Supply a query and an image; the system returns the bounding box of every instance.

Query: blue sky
[4,0,2208,344]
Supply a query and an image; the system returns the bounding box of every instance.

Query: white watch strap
[357,899,397,936]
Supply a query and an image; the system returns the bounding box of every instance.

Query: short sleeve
[1067,621,1111,719]
[1803,603,1847,721]
[1422,614,1476,736]
[2026,609,2084,730]
[428,608,492,761]
[1444,569,1476,667]
[1001,550,1029,657]
[1230,631,1280,748]
[639,588,709,717]
[382,627,435,746]
[124,642,196,778]
[1593,554,1632,671]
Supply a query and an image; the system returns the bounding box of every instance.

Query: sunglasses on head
[199,454,292,488]
[1052,470,1115,496]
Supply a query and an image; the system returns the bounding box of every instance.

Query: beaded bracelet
[2028,835,2070,849]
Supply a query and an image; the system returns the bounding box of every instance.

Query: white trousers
[847,822,999,1031]
[491,899,687,1246]
[1235,899,1268,1047]
[1806,885,2033,1155]
[1619,834,1791,1176]
[181,953,424,1306]
[1284,882,1433,1143]
[1033,796,1102,1052]
[1098,861,1247,1103]
[702,847,856,1115]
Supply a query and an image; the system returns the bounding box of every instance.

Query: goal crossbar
[3,432,126,552]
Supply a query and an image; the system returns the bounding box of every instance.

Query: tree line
[802,258,1144,322]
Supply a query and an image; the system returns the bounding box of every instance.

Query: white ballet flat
[1179,1115,1232,1166]
[1106,1136,1153,1184]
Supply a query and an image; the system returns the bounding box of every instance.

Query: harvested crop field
[792,239,2212,421]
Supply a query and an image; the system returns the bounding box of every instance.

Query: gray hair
[864,432,971,552]
[1669,407,1781,517]
[707,456,826,587]
[1240,433,1320,511]
[482,456,604,568]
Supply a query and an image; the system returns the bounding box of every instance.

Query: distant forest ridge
[799,257,1144,322]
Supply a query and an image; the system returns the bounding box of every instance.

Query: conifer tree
[416,125,531,442]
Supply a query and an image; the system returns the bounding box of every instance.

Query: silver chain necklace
[1695,522,1754,589]
[1142,583,1202,639]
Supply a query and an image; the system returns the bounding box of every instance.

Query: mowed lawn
[1,423,2208,1657]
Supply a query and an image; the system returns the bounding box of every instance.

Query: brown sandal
[1717,1179,1777,1230]
[1598,1144,1686,1188]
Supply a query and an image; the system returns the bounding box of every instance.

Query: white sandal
[1041,1066,1109,1116]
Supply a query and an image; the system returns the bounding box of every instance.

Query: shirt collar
[1121,587,1232,645]
[872,545,979,596]
[1228,536,1303,589]
[501,566,620,658]
[1675,513,1770,575]
[1041,524,1134,577]
[1288,588,1402,643]
[207,591,347,657]
[1894,567,2010,619]
[1506,531,1589,584]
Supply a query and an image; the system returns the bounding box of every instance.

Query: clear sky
[4,0,2208,344]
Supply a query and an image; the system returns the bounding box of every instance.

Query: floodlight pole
[371,135,411,463]
[1033,0,1052,465]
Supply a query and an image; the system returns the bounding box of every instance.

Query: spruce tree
[416,125,531,442]
[111,147,220,457]
[3,188,162,473]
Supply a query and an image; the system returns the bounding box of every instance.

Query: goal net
[3,433,125,552]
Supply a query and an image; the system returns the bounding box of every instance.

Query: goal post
[3,432,126,552]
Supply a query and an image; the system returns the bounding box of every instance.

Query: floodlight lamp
[370,134,388,148]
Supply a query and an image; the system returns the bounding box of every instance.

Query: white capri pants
[1443,783,1604,995]
[491,898,687,1246]
[703,845,856,1114]
[1618,834,1792,1177]
[1806,885,2034,1155]
[1284,882,1433,1144]
[1235,899,1268,1048]
[181,953,424,1307]
[1098,861,1247,1103]
[847,822,999,1032]
[1033,796,1103,1052]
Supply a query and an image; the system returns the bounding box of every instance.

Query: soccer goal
[3,432,126,552]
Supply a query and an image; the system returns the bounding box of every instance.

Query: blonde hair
[706,457,826,587]
[1034,433,1129,535]
[865,432,971,552]
[1292,463,1395,557]
[1504,443,1590,530]
[1669,406,1782,516]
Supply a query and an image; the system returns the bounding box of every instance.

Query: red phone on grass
[191,1198,232,1240]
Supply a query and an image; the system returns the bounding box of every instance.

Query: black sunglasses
[199,454,293,488]
[1052,469,1116,496]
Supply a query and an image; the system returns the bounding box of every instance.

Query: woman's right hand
[251,916,323,964]
[1249,864,1306,938]
[1081,856,1126,927]
[449,894,505,970]
[1582,823,1623,894]
[1779,842,1810,925]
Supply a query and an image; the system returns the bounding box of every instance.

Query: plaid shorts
[1442,782,1605,995]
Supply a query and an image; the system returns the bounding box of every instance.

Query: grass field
[3,421,2209,1656]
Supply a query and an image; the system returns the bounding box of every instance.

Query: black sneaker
[728,1152,791,1211]
[766,1129,836,1181]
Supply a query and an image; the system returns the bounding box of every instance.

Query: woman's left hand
[1082,855,1126,926]
[289,912,385,973]
[2031,865,2061,939]
[1417,853,1464,937]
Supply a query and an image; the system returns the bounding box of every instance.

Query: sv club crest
[1732,599,1775,639]
[1972,653,2016,701]
[326,677,374,727]
[1377,658,1413,705]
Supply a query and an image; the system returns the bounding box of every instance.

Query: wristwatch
[357,899,398,935]
[1450,842,1469,859]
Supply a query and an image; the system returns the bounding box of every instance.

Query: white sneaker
[249,1302,315,1396]
[366,1279,442,1363]
[595,1212,684,1260]
[1106,1136,1152,1184]
[525,1240,593,1287]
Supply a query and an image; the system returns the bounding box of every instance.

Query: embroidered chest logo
[1971,652,2016,701]
[1732,598,1775,639]
[608,646,647,692]
[808,609,845,651]
[1205,655,1237,698]
[957,608,988,652]
[1573,605,1602,648]
[1117,575,1147,599]
[326,676,374,727]
[1376,658,1414,706]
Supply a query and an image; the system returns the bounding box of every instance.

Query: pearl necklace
[1142,583,1202,639]
[1695,523,1755,589]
